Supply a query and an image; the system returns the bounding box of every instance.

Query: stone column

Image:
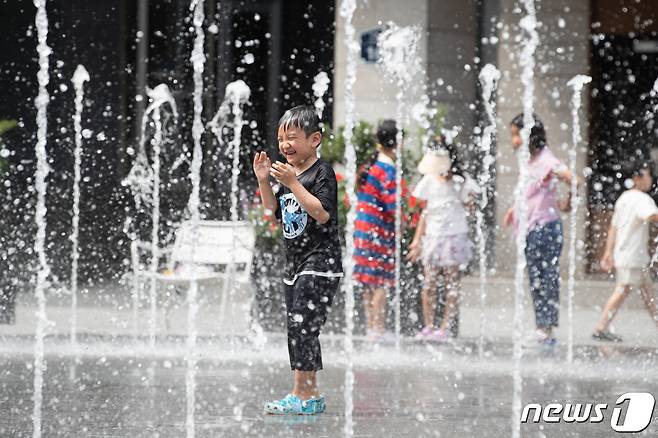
[426,0,479,146]
[333,0,429,137]
[494,0,591,278]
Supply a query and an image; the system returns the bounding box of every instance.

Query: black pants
[285,275,339,371]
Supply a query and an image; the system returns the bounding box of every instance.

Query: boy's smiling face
[277,125,321,168]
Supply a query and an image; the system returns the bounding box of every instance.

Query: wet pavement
[4,277,658,347]
[2,276,658,437]
[1,335,658,438]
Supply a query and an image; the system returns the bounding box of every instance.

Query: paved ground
[2,276,658,346]
[1,335,658,437]
[1,277,658,437]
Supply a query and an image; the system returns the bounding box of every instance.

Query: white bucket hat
[418,149,451,175]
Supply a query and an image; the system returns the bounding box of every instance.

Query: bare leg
[639,284,658,330]
[292,370,319,400]
[538,326,552,339]
[370,288,387,334]
[362,290,373,333]
[594,284,631,333]
[420,265,439,329]
[439,266,461,333]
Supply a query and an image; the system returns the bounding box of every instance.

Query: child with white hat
[407,137,478,342]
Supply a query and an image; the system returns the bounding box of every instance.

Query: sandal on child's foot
[264,394,326,415]
[415,326,433,340]
[592,330,623,343]
[428,329,449,343]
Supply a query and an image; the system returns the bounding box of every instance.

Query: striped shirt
[353,155,398,287]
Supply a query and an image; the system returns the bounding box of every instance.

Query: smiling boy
[253,105,343,415]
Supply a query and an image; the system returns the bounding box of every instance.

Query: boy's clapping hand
[270,161,298,187]
[253,151,272,183]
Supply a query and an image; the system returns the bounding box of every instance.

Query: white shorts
[616,267,653,287]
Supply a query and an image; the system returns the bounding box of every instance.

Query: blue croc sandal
[264,394,326,415]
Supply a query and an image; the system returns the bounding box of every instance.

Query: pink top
[513,147,565,234]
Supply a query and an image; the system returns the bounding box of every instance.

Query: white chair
[131,220,256,330]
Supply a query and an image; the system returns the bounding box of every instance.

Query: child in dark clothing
[253,105,343,415]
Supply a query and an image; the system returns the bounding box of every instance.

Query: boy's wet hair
[510,112,547,155]
[278,105,322,137]
[376,119,401,149]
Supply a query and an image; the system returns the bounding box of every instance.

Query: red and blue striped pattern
[353,160,397,287]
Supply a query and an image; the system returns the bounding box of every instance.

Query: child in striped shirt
[354,119,403,342]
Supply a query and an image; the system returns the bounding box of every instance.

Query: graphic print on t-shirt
[279,192,308,239]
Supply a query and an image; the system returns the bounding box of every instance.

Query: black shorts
[285,274,340,371]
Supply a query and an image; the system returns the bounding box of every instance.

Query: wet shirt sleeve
[636,193,658,222]
[274,184,283,220]
[457,174,480,203]
[312,163,338,223]
[412,175,430,200]
[542,152,564,182]
[530,149,562,185]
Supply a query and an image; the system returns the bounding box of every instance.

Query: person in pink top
[503,113,579,346]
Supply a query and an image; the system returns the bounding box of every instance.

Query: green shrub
[0,120,17,175]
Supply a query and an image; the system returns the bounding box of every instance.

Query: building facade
[1,0,658,282]
[334,0,658,278]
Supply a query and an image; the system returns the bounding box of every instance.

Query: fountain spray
[186,0,206,436]
[145,84,177,348]
[512,1,539,438]
[476,64,500,359]
[32,1,52,437]
[312,71,330,158]
[565,74,591,364]
[70,65,89,351]
[339,1,358,436]
[378,22,421,351]
[208,80,251,332]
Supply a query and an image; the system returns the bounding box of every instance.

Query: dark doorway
[588,33,658,272]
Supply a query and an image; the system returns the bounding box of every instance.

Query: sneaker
[264,394,326,415]
[592,330,623,343]
[523,330,555,349]
[428,328,449,343]
[415,326,433,340]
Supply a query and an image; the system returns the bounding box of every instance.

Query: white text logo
[521,392,655,433]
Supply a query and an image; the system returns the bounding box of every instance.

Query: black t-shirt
[275,159,343,284]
